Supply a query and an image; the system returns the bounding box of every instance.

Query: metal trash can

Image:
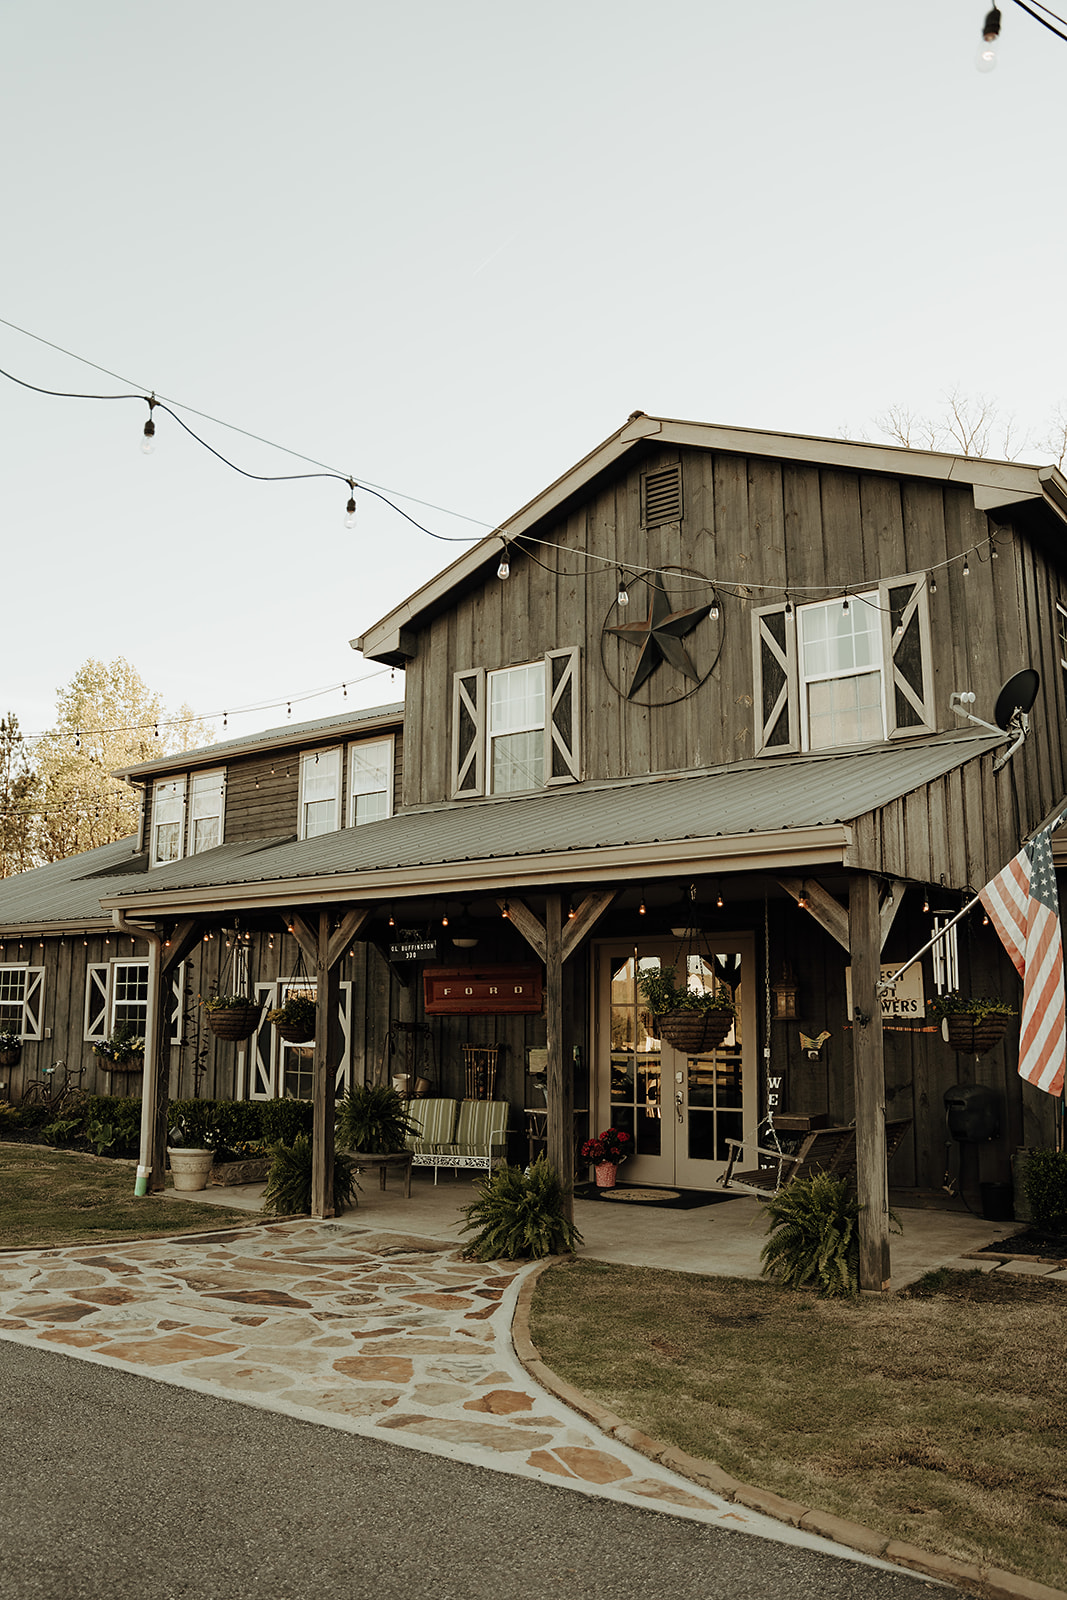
[980,1181,1014,1222]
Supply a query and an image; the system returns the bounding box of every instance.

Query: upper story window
[798,593,884,749]
[299,747,342,838]
[752,573,934,755]
[151,779,185,866]
[150,771,226,866]
[488,663,546,793]
[451,648,581,799]
[348,737,393,826]
[0,965,44,1040]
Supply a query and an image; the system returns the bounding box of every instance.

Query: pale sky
[3,0,1064,743]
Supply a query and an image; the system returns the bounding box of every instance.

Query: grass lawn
[531,1259,1067,1592]
[0,1144,256,1247]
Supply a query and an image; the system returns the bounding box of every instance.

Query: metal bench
[407,1098,510,1184]
[720,1118,912,1196]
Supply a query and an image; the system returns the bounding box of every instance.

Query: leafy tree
[30,658,213,864]
[0,714,39,877]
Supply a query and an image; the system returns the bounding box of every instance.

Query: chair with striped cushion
[405,1098,458,1156]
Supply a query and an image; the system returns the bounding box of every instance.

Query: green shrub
[82,1096,141,1154]
[261,1134,357,1216]
[86,1120,119,1155]
[209,1099,266,1158]
[167,1098,217,1149]
[336,1084,416,1153]
[461,1156,582,1261]
[759,1172,900,1297]
[260,1098,315,1145]
[13,1101,50,1129]
[41,1117,83,1148]
[1024,1148,1067,1233]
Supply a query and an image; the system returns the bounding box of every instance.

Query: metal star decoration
[606,574,712,699]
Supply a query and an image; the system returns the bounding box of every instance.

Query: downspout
[113,908,162,1196]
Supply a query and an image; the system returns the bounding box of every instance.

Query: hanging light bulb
[976,6,1001,71]
[716,889,724,909]
[638,888,646,916]
[497,543,511,581]
[928,570,937,596]
[617,571,629,607]
[963,554,971,578]
[345,479,357,529]
[841,595,850,615]
[141,393,157,455]
[784,595,793,617]
[709,593,720,622]
[501,900,511,919]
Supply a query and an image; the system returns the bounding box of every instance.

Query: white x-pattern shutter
[752,603,799,755]
[451,669,486,797]
[85,963,110,1042]
[22,968,44,1040]
[545,647,581,785]
[879,573,936,738]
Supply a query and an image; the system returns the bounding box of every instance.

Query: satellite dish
[994,669,1040,731]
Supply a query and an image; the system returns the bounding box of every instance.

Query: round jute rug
[597,1187,682,1204]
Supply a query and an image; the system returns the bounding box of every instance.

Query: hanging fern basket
[657,1009,734,1053]
[942,1014,1010,1057]
[206,1005,262,1041]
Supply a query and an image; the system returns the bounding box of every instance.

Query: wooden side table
[349,1150,413,1197]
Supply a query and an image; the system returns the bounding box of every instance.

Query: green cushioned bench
[406,1098,510,1183]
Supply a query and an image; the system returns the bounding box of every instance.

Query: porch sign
[423,965,543,1016]
[845,963,925,1022]
[389,931,439,962]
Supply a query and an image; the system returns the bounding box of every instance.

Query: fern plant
[261,1134,358,1216]
[760,1171,890,1298]
[336,1084,416,1153]
[460,1156,582,1261]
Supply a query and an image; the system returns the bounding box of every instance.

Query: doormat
[574,1184,743,1211]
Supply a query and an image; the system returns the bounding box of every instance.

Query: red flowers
[580,1127,632,1165]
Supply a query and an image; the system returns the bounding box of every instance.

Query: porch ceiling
[93,732,1002,920]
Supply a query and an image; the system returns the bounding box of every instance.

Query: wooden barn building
[3,414,1066,1287]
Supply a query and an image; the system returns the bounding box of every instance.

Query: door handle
[675,1089,684,1124]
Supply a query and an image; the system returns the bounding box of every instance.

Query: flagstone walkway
[0,1218,873,1563]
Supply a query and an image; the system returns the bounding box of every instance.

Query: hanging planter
[658,1008,735,1053]
[93,1028,146,1073]
[928,992,1014,1058]
[202,995,263,1041]
[0,1031,21,1068]
[268,993,317,1044]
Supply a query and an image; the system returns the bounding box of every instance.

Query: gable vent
[641,464,683,528]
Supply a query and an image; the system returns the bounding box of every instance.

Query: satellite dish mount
[949,669,1040,773]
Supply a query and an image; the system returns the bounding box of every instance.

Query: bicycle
[21,1061,86,1114]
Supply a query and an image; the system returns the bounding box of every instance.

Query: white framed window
[151,779,186,866]
[0,965,44,1040]
[452,648,581,798]
[798,593,884,749]
[488,663,546,793]
[84,961,183,1045]
[190,769,225,853]
[752,573,934,755]
[347,738,393,826]
[299,747,342,839]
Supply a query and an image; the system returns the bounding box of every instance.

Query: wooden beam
[849,874,891,1292]
[778,876,850,952]
[560,890,616,964]
[879,879,906,953]
[311,908,340,1220]
[543,892,573,1226]
[326,907,371,972]
[498,897,547,964]
[161,918,201,976]
[287,912,318,967]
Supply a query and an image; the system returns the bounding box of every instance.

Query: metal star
[606,575,712,699]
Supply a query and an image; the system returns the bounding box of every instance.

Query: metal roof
[85,732,1004,915]
[115,701,404,781]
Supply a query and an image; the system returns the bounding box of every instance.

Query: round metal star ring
[600,566,723,706]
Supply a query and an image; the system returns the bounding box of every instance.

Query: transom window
[299,748,342,839]
[190,770,225,853]
[488,663,546,793]
[798,593,885,750]
[348,738,393,826]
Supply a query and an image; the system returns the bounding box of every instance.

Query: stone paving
[0,1217,873,1563]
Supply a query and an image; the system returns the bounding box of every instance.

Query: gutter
[112,908,163,1198]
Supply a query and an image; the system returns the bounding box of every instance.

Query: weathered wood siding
[401,445,1067,820]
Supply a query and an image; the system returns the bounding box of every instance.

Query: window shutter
[451,668,485,798]
[752,603,800,755]
[22,968,44,1040]
[168,963,186,1046]
[249,982,278,1100]
[85,963,110,1042]
[880,573,935,738]
[545,647,581,785]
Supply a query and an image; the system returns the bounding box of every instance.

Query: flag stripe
[979,829,1066,1099]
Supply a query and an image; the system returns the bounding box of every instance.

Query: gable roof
[353,413,1067,666]
[89,732,1003,918]
[114,700,404,781]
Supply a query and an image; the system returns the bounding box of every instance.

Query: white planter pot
[167,1147,215,1192]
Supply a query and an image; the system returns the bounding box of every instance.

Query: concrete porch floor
[175,1169,1023,1288]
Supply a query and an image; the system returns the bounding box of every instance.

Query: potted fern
[928,991,1014,1056]
[638,966,735,1053]
[336,1084,416,1153]
[202,991,263,1041]
[461,1155,582,1260]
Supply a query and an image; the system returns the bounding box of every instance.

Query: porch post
[544,892,573,1225]
[311,908,340,1220]
[849,873,891,1291]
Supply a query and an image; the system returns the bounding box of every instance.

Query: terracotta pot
[942,1014,1010,1057]
[658,1009,734,1053]
[594,1162,618,1189]
[167,1147,215,1192]
[206,1005,262,1041]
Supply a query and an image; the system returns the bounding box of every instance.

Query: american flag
[979,826,1066,1097]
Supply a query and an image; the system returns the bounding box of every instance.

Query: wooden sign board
[423,965,543,1016]
[389,932,439,962]
[845,962,925,1022]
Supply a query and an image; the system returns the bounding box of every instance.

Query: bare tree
[873,390,1030,461]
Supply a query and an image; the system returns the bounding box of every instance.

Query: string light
[497,542,511,581]
[345,480,357,530]
[977,6,1001,69]
[501,900,510,919]
[963,554,971,578]
[709,593,720,622]
[141,393,156,455]
[617,572,629,607]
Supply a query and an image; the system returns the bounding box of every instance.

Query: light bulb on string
[617,571,629,607]
[141,393,157,455]
[963,554,971,578]
[497,542,511,581]
[345,480,357,530]
[710,594,720,622]
[976,6,1001,71]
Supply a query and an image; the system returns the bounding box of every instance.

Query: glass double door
[597,936,756,1189]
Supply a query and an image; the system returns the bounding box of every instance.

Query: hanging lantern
[771,966,800,1021]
